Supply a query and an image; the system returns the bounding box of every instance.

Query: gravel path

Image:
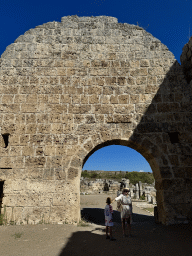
[0,194,191,256]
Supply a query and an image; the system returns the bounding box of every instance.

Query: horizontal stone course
[0,15,191,225]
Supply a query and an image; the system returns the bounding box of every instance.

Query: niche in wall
[2,134,9,148]
[168,132,179,144]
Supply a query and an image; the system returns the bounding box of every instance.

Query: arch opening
[80,140,159,224]
[82,139,160,182]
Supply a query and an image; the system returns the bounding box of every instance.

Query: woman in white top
[114,188,132,237]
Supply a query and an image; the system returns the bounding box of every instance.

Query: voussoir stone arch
[80,138,162,179]
[0,15,192,225]
[72,135,165,222]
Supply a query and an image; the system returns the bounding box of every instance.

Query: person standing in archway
[113,188,132,237]
[104,197,116,241]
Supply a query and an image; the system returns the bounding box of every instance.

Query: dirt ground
[0,193,192,256]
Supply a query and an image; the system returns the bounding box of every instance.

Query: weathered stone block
[136,76,147,85]
[110,95,118,104]
[25,157,46,168]
[37,124,51,134]
[118,95,129,104]
[83,140,94,152]
[94,104,113,114]
[43,168,54,180]
[68,104,91,114]
[89,95,100,104]
[114,104,134,114]
[68,167,79,180]
[0,157,13,168]
[140,59,150,67]
[2,95,14,104]
[55,168,66,180]
[130,94,139,103]
[130,68,148,76]
[26,124,37,134]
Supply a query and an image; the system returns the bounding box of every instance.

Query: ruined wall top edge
[35,15,140,29]
[0,15,175,61]
[180,36,192,83]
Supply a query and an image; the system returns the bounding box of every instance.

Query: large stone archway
[81,139,162,215]
[0,15,191,225]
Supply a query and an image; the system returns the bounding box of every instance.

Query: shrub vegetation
[81,170,154,185]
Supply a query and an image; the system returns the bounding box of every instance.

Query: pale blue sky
[83,145,152,172]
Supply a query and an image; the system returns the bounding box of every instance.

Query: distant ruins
[0,15,192,225]
[80,178,156,204]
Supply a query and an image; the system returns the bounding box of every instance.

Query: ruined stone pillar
[129,188,134,198]
[139,181,143,198]
[147,194,151,203]
[135,183,139,199]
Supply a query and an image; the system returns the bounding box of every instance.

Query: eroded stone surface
[0,15,192,225]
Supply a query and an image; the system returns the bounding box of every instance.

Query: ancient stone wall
[0,15,191,225]
[180,37,192,84]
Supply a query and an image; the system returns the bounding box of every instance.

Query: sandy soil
[0,194,191,256]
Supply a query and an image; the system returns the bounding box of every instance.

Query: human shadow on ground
[58,219,192,256]
[81,207,154,225]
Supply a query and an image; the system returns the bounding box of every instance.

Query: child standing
[104,197,116,241]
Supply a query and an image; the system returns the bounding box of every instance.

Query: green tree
[125,171,154,185]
